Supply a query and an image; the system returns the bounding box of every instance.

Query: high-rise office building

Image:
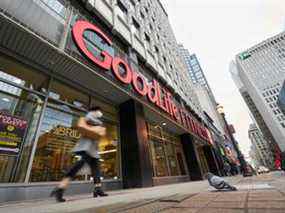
[232,31,285,158]
[194,84,224,134]
[230,61,277,150]
[277,80,285,114]
[248,124,274,169]
[178,45,242,170]
[178,45,227,136]
[178,45,215,101]
[249,145,265,169]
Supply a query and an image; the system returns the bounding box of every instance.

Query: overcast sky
[160,0,285,157]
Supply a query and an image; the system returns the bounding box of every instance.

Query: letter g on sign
[72,20,113,70]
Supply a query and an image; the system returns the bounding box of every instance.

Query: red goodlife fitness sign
[72,20,210,142]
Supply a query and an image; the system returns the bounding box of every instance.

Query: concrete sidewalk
[1,174,284,213]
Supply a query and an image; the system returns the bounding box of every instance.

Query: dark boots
[50,187,66,202]
[51,186,107,201]
[93,187,108,197]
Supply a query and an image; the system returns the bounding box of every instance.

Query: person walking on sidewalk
[51,106,108,202]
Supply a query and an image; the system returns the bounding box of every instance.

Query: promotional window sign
[0,112,28,155]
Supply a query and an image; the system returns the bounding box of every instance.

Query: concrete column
[119,100,153,188]
[203,146,220,176]
[181,134,203,181]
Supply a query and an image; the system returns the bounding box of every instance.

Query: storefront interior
[0,54,201,186]
[0,55,120,184]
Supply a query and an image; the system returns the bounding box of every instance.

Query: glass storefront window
[0,69,46,182]
[90,97,119,123]
[49,80,90,110]
[30,80,89,182]
[90,98,120,180]
[176,150,187,175]
[150,140,168,177]
[0,57,120,183]
[148,123,188,178]
[196,145,210,176]
[30,101,85,182]
[0,57,49,92]
[166,143,179,176]
[97,122,119,180]
[148,124,163,140]
[31,81,120,182]
[34,0,67,20]
[0,0,68,45]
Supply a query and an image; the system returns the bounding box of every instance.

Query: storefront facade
[0,0,219,202]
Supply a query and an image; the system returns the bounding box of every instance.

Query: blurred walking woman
[51,106,108,202]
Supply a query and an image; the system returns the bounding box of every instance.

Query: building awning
[0,12,201,138]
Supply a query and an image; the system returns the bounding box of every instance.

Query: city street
[0,0,285,212]
[1,172,285,213]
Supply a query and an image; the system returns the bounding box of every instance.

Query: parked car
[257,166,270,174]
[243,164,254,177]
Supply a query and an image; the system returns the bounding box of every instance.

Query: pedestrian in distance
[51,106,108,202]
[205,172,237,191]
[224,162,231,176]
[229,162,237,175]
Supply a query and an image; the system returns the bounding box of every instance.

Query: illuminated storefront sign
[51,125,81,139]
[0,112,28,155]
[72,20,209,141]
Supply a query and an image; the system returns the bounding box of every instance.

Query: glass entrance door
[147,123,188,178]
[30,102,84,182]
[196,146,209,176]
[0,73,45,182]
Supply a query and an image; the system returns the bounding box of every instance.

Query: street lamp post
[216,104,248,176]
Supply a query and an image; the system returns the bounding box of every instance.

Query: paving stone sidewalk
[1,173,285,213]
[117,173,285,213]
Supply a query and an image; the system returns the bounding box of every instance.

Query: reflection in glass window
[176,151,186,175]
[0,81,44,182]
[147,124,188,177]
[150,140,168,177]
[0,56,49,92]
[0,63,48,183]
[31,103,120,182]
[49,80,89,110]
[30,103,83,182]
[34,0,66,20]
[166,143,179,176]
[31,79,120,182]
[97,123,119,180]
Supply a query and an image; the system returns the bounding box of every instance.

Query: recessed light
[2,98,10,102]
[13,79,22,84]
[162,122,166,126]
